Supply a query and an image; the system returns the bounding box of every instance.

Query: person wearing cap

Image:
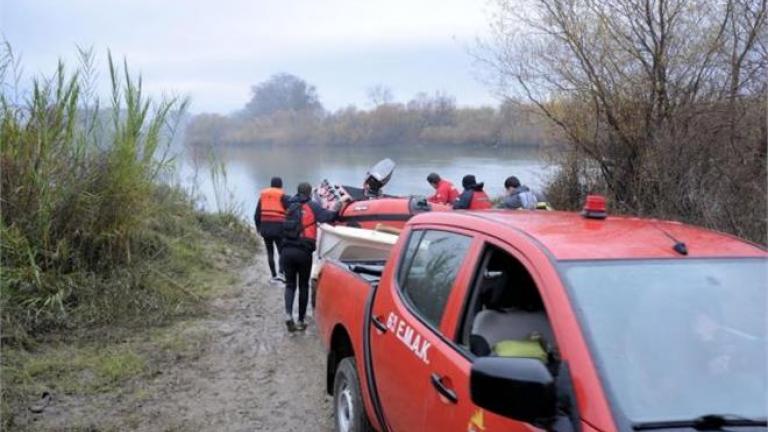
[502,176,541,210]
[281,182,343,332]
[454,175,493,210]
[426,172,459,205]
[254,177,289,283]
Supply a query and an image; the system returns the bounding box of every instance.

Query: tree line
[184,73,556,149]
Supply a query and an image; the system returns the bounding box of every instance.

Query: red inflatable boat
[338,196,451,230]
[313,159,451,230]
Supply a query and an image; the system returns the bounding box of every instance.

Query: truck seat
[470,309,555,358]
[478,270,508,311]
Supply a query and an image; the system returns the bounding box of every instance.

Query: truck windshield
[560,258,767,425]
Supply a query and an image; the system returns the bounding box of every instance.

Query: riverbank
[0,47,330,431]
[2,243,332,431]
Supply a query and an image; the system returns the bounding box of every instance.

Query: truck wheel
[333,357,373,432]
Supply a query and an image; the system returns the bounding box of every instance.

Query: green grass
[0,213,255,426]
[1,343,146,428]
[0,44,258,337]
[0,44,260,430]
[17,345,145,393]
[0,317,214,429]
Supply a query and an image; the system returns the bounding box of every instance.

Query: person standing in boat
[255,177,289,283]
[426,172,459,205]
[454,174,493,210]
[281,182,341,332]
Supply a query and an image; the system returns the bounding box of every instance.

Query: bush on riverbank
[488,0,767,244]
[544,96,767,244]
[0,45,259,343]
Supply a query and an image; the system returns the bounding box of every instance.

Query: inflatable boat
[313,158,451,230]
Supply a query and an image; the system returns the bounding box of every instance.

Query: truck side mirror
[470,357,557,425]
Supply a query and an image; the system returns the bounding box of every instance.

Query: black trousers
[262,235,283,277]
[282,246,312,322]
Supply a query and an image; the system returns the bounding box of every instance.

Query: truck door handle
[371,315,387,333]
[430,373,458,404]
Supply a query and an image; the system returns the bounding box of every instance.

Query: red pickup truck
[314,203,767,432]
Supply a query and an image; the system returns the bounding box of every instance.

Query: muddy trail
[20,252,334,431]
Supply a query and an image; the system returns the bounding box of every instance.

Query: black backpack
[282,202,304,240]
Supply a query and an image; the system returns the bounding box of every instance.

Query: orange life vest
[469,190,493,210]
[301,203,317,241]
[259,187,286,222]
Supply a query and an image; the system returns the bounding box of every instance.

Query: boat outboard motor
[363,158,395,199]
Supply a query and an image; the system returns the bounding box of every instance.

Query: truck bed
[314,257,389,430]
[312,224,398,281]
[336,259,386,284]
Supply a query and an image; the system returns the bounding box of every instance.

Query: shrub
[0,45,256,341]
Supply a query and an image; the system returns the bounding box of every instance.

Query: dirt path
[130,256,335,431]
[22,252,334,431]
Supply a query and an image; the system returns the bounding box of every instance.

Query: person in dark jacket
[453,175,493,210]
[255,177,290,282]
[282,182,340,332]
[502,176,543,210]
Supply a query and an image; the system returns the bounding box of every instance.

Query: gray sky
[2,0,498,114]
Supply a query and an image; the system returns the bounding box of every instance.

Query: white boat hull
[311,224,398,280]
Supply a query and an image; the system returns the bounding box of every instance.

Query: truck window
[457,244,557,364]
[398,230,472,328]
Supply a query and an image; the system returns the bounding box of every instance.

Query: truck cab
[315,207,767,432]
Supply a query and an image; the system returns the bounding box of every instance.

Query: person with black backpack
[281,182,341,332]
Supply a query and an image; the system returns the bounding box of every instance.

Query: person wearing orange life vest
[281,182,341,332]
[426,172,459,205]
[453,174,493,210]
[254,177,289,282]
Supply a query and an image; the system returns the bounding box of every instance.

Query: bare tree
[366,84,394,107]
[407,91,457,126]
[482,0,767,241]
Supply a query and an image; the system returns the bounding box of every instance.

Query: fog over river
[180,145,554,217]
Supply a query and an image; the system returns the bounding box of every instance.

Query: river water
[179,145,554,217]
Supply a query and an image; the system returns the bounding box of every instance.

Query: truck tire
[333,357,374,432]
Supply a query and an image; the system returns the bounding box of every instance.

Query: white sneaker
[275,273,286,283]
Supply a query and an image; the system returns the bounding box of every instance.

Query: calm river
[180,145,554,217]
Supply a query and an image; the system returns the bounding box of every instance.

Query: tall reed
[0,45,233,340]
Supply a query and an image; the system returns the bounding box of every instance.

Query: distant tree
[366,85,394,107]
[244,73,323,117]
[407,91,456,126]
[185,113,230,148]
[430,92,457,126]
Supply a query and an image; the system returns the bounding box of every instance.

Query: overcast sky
[2,0,499,114]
